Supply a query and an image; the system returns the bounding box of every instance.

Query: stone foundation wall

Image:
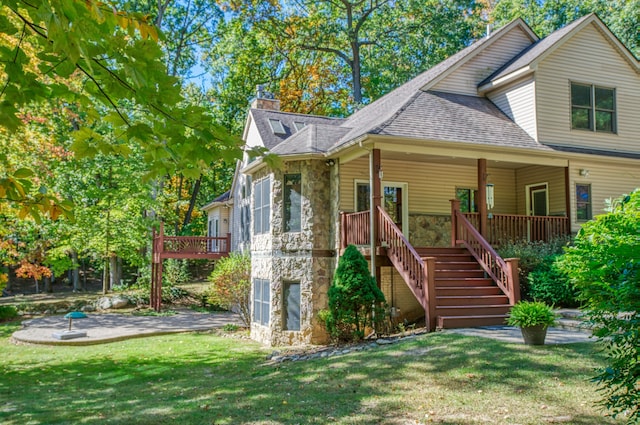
[409,214,451,247]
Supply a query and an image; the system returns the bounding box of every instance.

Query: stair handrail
[377,206,437,330]
[451,201,520,305]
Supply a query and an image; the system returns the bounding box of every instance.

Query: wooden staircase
[415,247,511,329]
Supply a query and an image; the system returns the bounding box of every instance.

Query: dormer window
[268,118,286,135]
[571,82,616,133]
[293,121,306,132]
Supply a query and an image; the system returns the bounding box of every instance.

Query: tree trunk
[351,40,362,105]
[109,255,120,288]
[44,275,52,293]
[71,250,81,291]
[102,259,109,294]
[181,177,201,232]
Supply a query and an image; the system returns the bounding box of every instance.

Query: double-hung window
[571,83,616,133]
[253,278,270,326]
[253,177,270,234]
[284,174,301,232]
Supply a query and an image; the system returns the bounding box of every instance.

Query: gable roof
[479,13,640,91]
[202,190,231,211]
[249,109,344,150]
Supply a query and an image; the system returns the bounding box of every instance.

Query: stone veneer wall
[408,214,451,247]
[250,160,335,346]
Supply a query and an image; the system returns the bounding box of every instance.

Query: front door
[527,183,548,241]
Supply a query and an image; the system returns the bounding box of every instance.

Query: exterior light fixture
[579,169,590,177]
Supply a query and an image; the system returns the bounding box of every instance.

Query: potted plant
[506,301,556,345]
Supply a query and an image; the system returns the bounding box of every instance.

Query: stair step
[436,286,503,296]
[424,254,475,262]
[435,278,494,287]
[436,295,509,306]
[437,314,508,329]
[435,261,482,270]
[436,270,486,278]
[416,247,468,255]
[436,304,511,316]
[555,318,592,334]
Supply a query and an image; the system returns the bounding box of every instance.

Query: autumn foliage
[206,253,251,327]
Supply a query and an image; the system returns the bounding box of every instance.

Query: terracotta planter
[520,324,548,345]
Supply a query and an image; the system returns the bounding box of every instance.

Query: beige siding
[339,157,517,214]
[515,166,567,216]
[536,22,640,153]
[432,26,534,96]
[487,77,537,140]
[567,161,639,232]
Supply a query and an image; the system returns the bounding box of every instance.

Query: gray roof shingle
[270,124,351,155]
[372,90,552,151]
[250,109,344,150]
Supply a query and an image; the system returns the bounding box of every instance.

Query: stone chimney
[251,85,280,111]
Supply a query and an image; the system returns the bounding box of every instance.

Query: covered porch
[336,147,571,331]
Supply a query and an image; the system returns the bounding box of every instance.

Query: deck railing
[462,213,568,245]
[162,235,231,255]
[340,211,370,248]
[452,201,520,305]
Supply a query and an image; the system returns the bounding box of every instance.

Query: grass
[0,322,624,425]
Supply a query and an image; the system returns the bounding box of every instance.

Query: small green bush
[497,237,570,299]
[506,301,556,328]
[324,245,386,342]
[0,305,18,321]
[527,255,578,307]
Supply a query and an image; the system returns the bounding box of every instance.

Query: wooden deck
[151,223,230,310]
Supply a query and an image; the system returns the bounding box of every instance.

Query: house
[208,14,639,346]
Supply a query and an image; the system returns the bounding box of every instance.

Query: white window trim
[354,179,409,235]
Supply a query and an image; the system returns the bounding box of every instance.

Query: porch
[337,149,571,331]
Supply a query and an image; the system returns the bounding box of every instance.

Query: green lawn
[0,322,623,425]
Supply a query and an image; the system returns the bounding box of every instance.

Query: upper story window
[293,121,306,132]
[571,83,616,133]
[253,177,270,235]
[284,174,302,232]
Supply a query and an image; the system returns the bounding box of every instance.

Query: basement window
[283,281,301,331]
[268,119,286,135]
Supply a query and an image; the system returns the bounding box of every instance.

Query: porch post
[564,167,571,235]
[369,149,382,277]
[477,158,488,238]
[450,199,461,247]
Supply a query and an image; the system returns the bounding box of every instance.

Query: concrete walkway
[11,310,243,346]
[444,325,593,344]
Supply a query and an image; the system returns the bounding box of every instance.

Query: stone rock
[56,309,68,314]
[81,305,96,312]
[110,296,129,309]
[96,297,112,310]
[376,338,394,345]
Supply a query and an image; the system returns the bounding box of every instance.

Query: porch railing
[452,201,520,305]
[340,211,370,248]
[462,213,568,245]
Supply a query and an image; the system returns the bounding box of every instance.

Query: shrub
[163,259,191,286]
[527,255,578,307]
[497,237,570,299]
[324,245,386,342]
[0,305,18,322]
[559,189,639,421]
[206,253,251,327]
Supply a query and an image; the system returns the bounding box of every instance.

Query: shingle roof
[371,90,552,151]
[249,109,344,150]
[270,124,351,155]
[202,190,231,210]
[479,14,593,87]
